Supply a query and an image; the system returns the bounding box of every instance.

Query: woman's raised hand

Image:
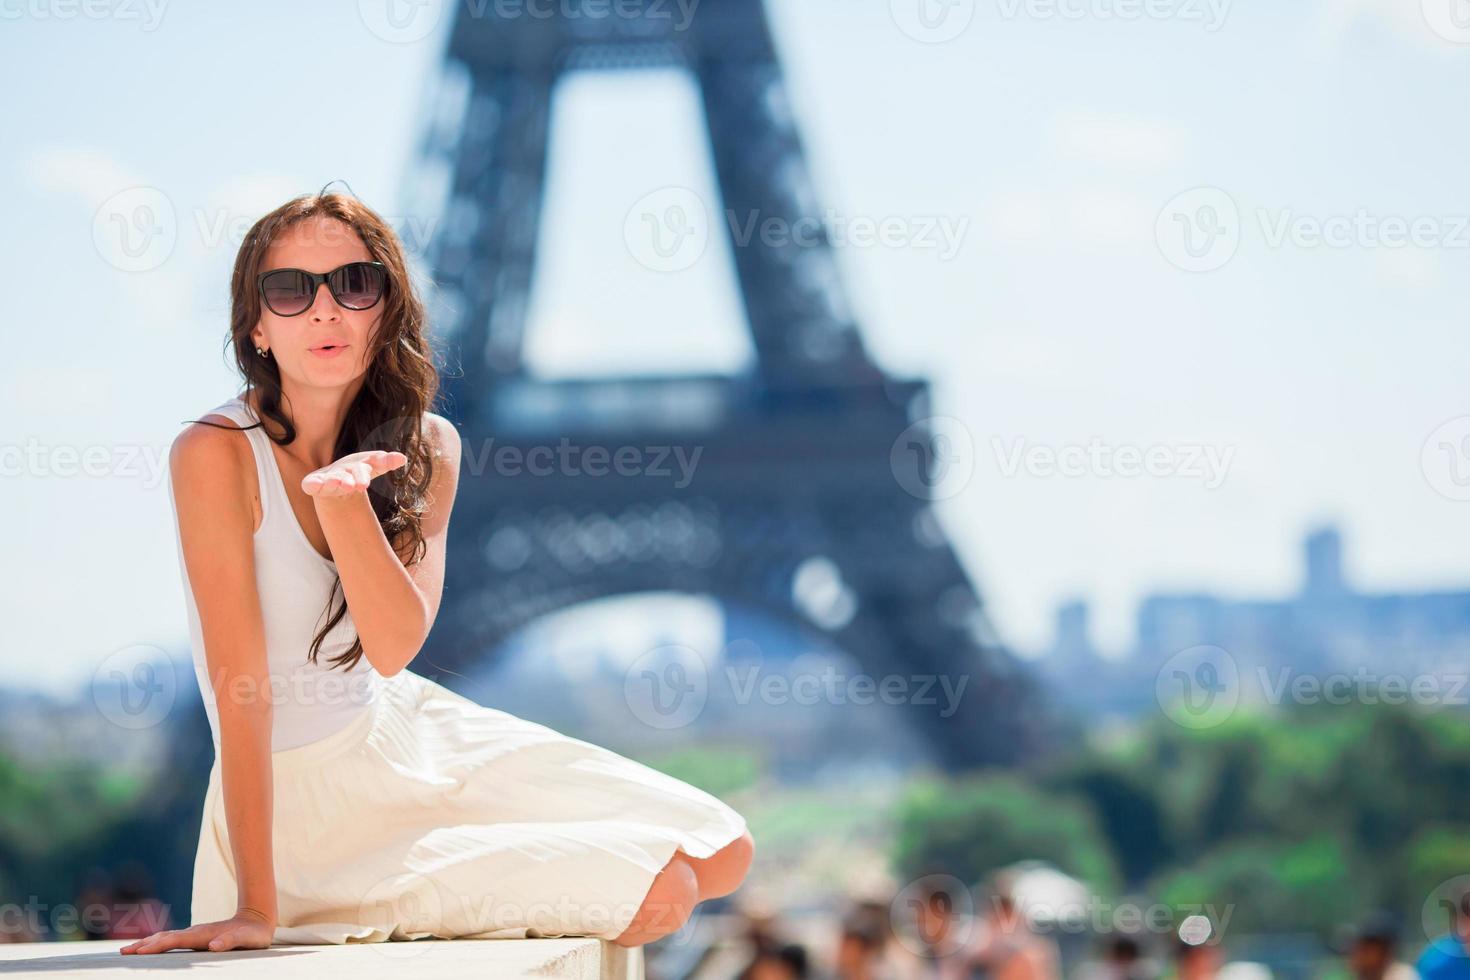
[302,450,407,498]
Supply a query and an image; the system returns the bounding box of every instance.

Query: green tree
[892,772,1121,896]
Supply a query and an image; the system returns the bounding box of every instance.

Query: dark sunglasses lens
[261,270,313,316]
[330,263,385,310]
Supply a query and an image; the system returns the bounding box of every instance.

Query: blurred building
[1042,524,1470,720]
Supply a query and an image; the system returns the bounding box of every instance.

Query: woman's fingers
[301,450,407,496]
[208,927,241,951]
[358,453,406,484]
[120,927,198,953]
[303,471,347,494]
[120,929,169,953]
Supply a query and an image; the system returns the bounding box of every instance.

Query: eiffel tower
[400,0,1045,769]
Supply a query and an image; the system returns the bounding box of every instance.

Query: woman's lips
[309,345,349,359]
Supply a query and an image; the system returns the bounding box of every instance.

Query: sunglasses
[257,261,388,317]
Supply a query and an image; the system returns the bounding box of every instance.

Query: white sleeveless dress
[170,394,748,946]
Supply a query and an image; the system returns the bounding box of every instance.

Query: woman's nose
[308,283,342,320]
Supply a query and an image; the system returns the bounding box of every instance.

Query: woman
[122,190,753,954]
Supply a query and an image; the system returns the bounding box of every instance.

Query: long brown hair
[186,190,442,672]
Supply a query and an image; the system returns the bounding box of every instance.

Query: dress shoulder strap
[208,396,276,531]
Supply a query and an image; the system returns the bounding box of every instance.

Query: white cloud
[22,144,143,203]
[1372,246,1443,288]
[1066,187,1157,249]
[984,190,1058,241]
[1,365,117,416]
[194,175,310,255]
[981,186,1156,251]
[1315,0,1453,52]
[1050,113,1187,169]
[968,330,1083,384]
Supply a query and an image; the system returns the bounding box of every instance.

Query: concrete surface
[0,936,645,978]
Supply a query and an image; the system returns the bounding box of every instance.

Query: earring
[256,346,269,358]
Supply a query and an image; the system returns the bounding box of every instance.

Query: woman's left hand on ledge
[118,907,276,955]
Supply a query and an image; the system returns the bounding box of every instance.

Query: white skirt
[190,668,749,945]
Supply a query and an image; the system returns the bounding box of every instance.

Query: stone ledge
[0,936,645,979]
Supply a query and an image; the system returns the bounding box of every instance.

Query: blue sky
[3,0,1469,694]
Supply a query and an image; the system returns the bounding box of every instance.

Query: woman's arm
[122,421,279,954]
[308,413,462,677]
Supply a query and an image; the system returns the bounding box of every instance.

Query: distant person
[1320,913,1417,980]
[739,942,810,980]
[1162,937,1223,980]
[120,187,753,955]
[834,920,888,980]
[740,904,786,961]
[886,877,985,980]
[966,874,1061,980]
[108,861,170,940]
[0,910,41,944]
[1078,935,1158,980]
[73,868,115,941]
[837,895,918,980]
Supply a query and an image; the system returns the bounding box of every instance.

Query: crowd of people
[729,871,1465,980]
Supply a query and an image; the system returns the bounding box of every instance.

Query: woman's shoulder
[421,410,461,462]
[169,407,260,539]
[171,402,252,476]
